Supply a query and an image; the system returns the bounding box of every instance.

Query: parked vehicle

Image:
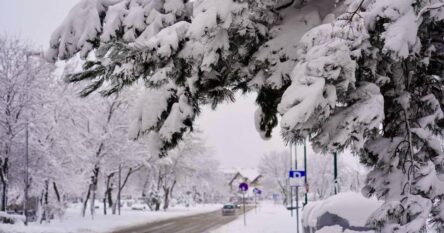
[221,203,236,216]
[131,202,148,210]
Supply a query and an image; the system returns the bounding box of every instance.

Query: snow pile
[302,192,382,233]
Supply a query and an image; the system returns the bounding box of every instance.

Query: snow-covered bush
[0,211,25,225]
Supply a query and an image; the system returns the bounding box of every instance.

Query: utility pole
[24,122,29,225]
[333,152,338,195]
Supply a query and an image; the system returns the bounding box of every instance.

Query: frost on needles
[47,0,444,232]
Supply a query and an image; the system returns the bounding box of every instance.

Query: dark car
[221,204,236,216]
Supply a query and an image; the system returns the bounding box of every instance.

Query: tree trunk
[107,189,113,208]
[40,180,49,224]
[103,172,115,215]
[90,188,96,218]
[170,181,176,199]
[82,165,99,218]
[141,174,150,197]
[53,182,61,202]
[155,200,160,211]
[1,180,6,212]
[163,181,176,211]
[157,171,162,191]
[82,184,91,217]
[163,188,170,210]
[112,201,117,215]
[112,165,140,215]
[0,158,9,212]
[89,166,99,219]
[103,197,107,215]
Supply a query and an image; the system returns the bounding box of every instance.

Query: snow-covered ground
[210,201,298,233]
[211,193,382,233]
[0,204,220,233]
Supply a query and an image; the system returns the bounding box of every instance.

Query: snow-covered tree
[48,0,444,231]
[0,36,54,213]
[151,130,210,210]
[258,151,290,204]
[276,1,444,232]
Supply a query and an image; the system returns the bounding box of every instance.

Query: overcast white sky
[0,0,290,169]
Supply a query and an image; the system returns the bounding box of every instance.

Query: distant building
[223,168,262,198]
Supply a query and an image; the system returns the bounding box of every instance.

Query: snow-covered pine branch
[48,0,444,231]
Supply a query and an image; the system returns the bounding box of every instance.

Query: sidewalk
[210,202,299,233]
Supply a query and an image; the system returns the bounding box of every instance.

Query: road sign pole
[303,138,308,206]
[255,193,257,214]
[243,191,246,226]
[295,144,300,233]
[239,182,248,226]
[333,152,338,195]
[289,143,293,217]
[296,186,299,233]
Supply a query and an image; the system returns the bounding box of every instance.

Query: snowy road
[112,206,254,233]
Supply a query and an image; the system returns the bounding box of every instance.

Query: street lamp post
[24,122,29,225]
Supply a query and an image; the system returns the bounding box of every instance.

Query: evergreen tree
[47,0,444,230]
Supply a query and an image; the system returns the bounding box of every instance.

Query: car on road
[221,203,236,216]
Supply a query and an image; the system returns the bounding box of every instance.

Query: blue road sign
[239,182,249,192]
[272,193,279,200]
[289,170,306,178]
[253,188,261,194]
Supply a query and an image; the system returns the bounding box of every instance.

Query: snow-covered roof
[224,167,261,184]
[238,168,261,182]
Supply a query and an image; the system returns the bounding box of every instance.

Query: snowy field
[210,201,298,233]
[0,204,220,233]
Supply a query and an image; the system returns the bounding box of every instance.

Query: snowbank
[0,204,220,233]
[302,192,382,233]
